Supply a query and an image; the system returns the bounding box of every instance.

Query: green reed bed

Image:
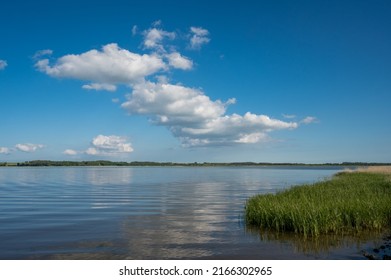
[245,172,391,237]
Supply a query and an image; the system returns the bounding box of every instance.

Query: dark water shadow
[246,225,391,259]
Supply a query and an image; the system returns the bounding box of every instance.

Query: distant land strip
[1,160,391,167]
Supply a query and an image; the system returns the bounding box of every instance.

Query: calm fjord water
[0,166,377,259]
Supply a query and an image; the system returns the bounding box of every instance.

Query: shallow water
[0,166,384,259]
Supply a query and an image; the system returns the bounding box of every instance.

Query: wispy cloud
[282,114,296,119]
[301,116,318,124]
[189,27,210,50]
[33,49,53,60]
[0,60,7,70]
[82,83,117,92]
[131,25,138,36]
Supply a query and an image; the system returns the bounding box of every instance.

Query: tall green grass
[245,172,391,237]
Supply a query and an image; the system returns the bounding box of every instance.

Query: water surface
[0,166,383,259]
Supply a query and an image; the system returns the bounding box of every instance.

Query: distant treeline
[1,160,391,167]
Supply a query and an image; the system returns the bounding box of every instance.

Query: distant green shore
[1,160,391,167]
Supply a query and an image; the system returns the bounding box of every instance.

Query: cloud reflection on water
[0,166,344,259]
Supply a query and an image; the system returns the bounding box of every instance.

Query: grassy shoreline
[245,170,391,237]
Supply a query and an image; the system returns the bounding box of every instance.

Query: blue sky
[0,0,390,163]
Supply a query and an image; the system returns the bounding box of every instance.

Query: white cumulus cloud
[165,52,193,70]
[122,81,297,147]
[189,27,210,49]
[64,135,134,157]
[0,60,7,70]
[235,132,269,144]
[0,147,11,154]
[35,43,166,86]
[63,149,78,155]
[121,81,231,126]
[143,27,175,51]
[15,143,44,153]
[86,135,133,156]
[34,23,199,92]
[174,112,297,147]
[36,22,313,150]
[85,147,100,155]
